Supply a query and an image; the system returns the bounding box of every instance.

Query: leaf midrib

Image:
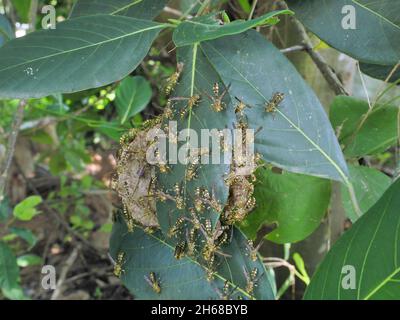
[111,0,143,15]
[121,87,138,124]
[201,42,349,183]
[0,23,165,73]
[145,230,255,300]
[183,43,198,197]
[352,0,400,31]
[363,268,400,299]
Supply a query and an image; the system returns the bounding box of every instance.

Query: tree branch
[51,245,80,300]
[0,100,25,201]
[280,44,307,54]
[276,1,348,96]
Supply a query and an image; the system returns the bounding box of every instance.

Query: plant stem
[276,0,348,96]
[346,181,362,219]
[0,100,25,202]
[248,0,258,20]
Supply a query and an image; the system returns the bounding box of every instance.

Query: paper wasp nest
[221,122,258,225]
[113,127,159,228]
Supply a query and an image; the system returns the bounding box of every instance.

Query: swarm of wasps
[112,63,285,299]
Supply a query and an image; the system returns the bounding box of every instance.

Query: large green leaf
[13,196,42,221]
[360,63,400,83]
[241,168,331,244]
[305,178,400,300]
[0,242,19,292]
[0,15,13,47]
[341,165,391,222]
[287,0,400,65]
[70,0,169,20]
[110,214,275,300]
[201,31,349,182]
[330,96,399,158]
[115,76,152,124]
[156,44,236,239]
[0,15,165,99]
[173,10,293,47]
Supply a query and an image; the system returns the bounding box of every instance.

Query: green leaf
[49,153,67,175]
[10,0,32,23]
[100,223,113,233]
[305,178,400,300]
[70,0,169,20]
[13,196,42,221]
[17,254,43,267]
[115,76,152,124]
[156,44,236,239]
[0,242,19,292]
[287,0,400,65]
[2,285,29,300]
[8,227,38,249]
[241,168,331,244]
[237,0,252,14]
[330,96,399,158]
[95,121,128,142]
[341,165,391,222]
[201,31,349,182]
[173,10,293,47]
[110,214,276,300]
[0,15,165,99]
[360,63,400,83]
[0,14,14,47]
[293,253,310,285]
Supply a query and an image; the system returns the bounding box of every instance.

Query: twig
[263,257,296,299]
[248,0,259,20]
[0,100,25,202]
[276,1,348,96]
[164,6,192,18]
[280,44,307,54]
[51,245,80,300]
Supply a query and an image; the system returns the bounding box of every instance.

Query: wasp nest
[221,121,259,225]
[112,126,160,228]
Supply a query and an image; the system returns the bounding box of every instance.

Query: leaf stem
[346,181,362,218]
[248,0,258,20]
[0,100,25,202]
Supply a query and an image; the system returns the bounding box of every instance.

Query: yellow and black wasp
[144,272,162,294]
[112,251,126,278]
[204,83,231,112]
[164,63,184,96]
[264,92,284,115]
[170,94,201,119]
